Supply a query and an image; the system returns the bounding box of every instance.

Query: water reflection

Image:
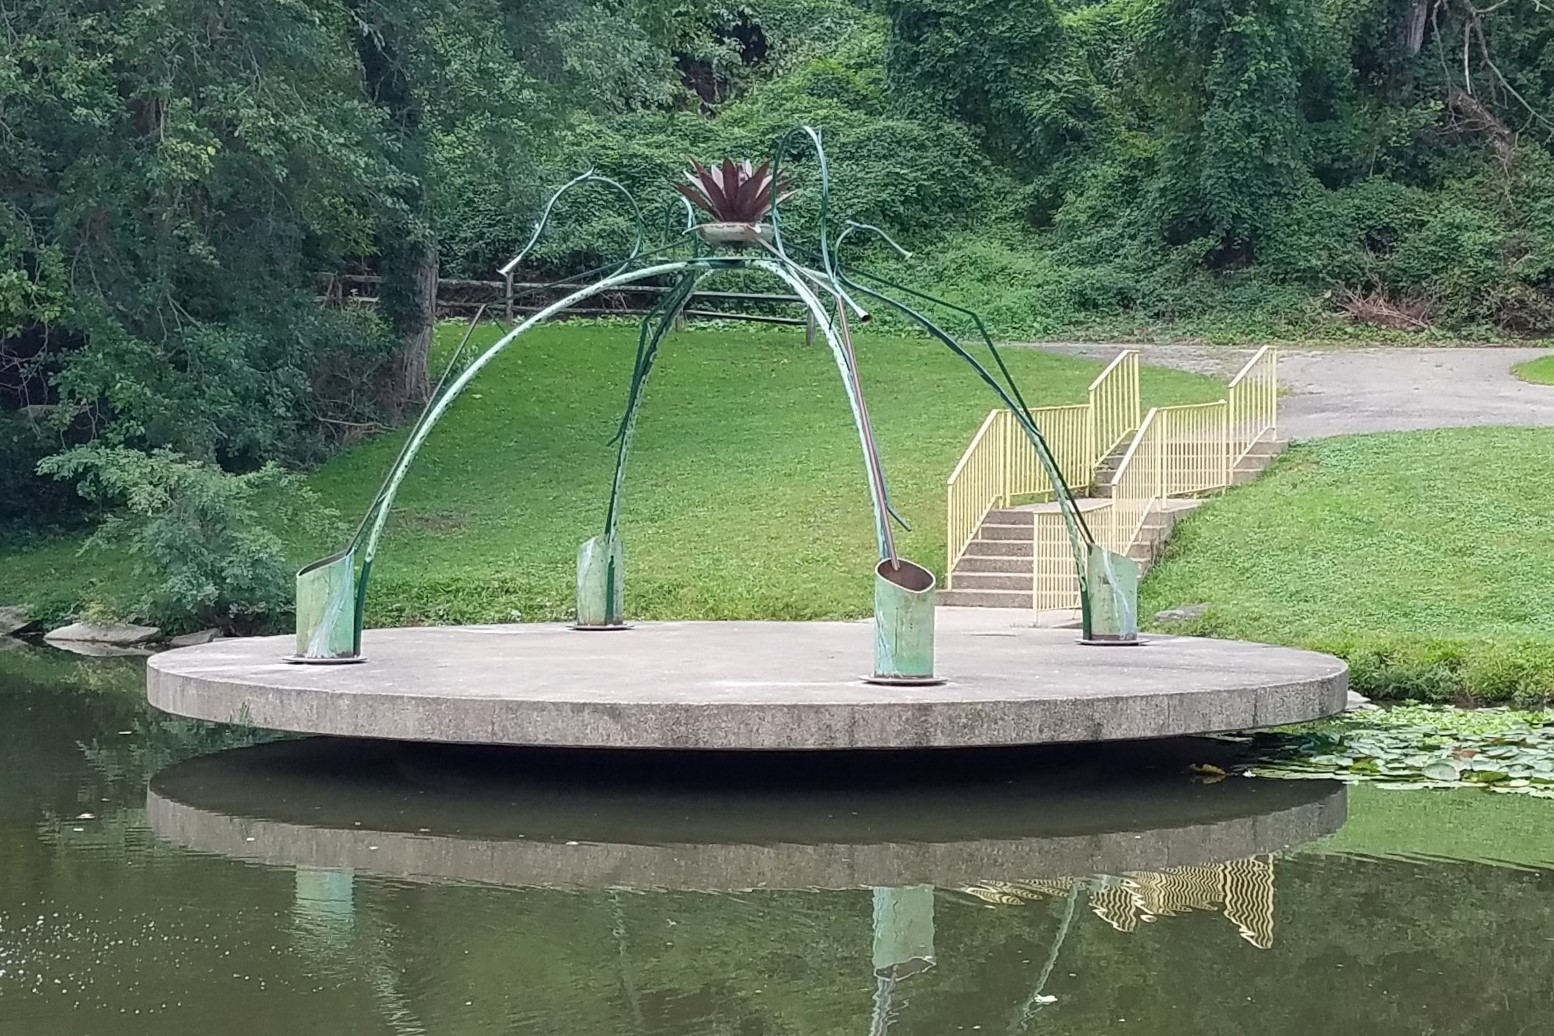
[145,738,1343,889]
[134,738,1342,1034]
[10,645,1554,1036]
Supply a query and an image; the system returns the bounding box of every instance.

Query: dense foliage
[7,0,1554,622]
[38,446,334,632]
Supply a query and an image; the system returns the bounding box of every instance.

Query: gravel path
[1021,343,1554,439]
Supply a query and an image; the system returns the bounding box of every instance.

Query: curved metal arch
[755,259,895,561]
[293,260,698,659]
[358,261,698,581]
[765,125,871,322]
[603,267,708,547]
[500,172,648,280]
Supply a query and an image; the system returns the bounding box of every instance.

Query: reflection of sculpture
[291,124,1139,672]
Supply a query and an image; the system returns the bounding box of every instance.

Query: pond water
[4,643,1554,1035]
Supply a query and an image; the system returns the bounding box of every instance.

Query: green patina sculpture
[291,125,1138,674]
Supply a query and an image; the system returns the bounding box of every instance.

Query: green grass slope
[1512,355,1554,385]
[1143,428,1554,703]
[1,322,1223,627]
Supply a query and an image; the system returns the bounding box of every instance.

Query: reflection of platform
[146,738,1346,889]
[146,611,1347,749]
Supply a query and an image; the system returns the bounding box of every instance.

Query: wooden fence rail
[316,273,809,327]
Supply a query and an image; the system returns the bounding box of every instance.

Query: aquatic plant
[1242,705,1554,797]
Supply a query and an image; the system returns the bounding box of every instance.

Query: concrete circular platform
[147,610,1347,749]
[147,738,1347,889]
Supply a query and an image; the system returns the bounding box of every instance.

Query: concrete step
[978,522,1033,541]
[1232,439,1286,485]
[985,508,1035,526]
[938,588,1033,609]
[953,555,1030,574]
[967,538,1034,558]
[947,572,1033,592]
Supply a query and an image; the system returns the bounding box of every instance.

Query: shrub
[38,447,336,633]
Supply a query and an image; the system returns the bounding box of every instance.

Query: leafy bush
[38,447,336,633]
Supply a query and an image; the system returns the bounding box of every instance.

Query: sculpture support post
[1082,545,1140,644]
[292,548,360,662]
[575,535,625,629]
[755,261,938,681]
[871,559,939,684]
[575,269,704,629]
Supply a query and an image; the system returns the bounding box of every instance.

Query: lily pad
[1421,761,1460,782]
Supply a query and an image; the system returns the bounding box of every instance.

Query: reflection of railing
[1087,350,1141,470]
[1228,345,1277,468]
[963,853,1278,949]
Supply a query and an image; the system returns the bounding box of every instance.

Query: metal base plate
[569,623,634,632]
[1076,637,1143,647]
[863,675,948,687]
[282,654,368,665]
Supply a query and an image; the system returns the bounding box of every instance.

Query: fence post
[1219,401,1230,489]
[503,272,514,321]
[1269,349,1278,440]
[1129,352,1141,430]
[999,411,1012,507]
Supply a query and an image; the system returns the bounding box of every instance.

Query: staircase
[941,346,1282,613]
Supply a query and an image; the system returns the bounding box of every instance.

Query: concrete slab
[146,613,1347,750]
[146,737,1347,889]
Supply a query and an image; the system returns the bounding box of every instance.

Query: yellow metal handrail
[1007,403,1092,500]
[947,344,1278,606]
[1087,350,1140,476]
[1156,401,1229,497]
[1107,407,1164,554]
[945,409,1005,587]
[1228,346,1277,468]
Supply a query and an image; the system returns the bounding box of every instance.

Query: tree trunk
[386,244,436,409]
[1401,0,1429,57]
[350,0,434,418]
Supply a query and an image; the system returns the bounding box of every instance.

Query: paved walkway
[1022,344,1554,439]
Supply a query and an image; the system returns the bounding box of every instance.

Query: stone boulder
[43,640,157,658]
[44,621,163,647]
[0,605,38,637]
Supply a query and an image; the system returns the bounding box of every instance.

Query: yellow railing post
[1227,346,1278,471]
[999,409,1011,508]
[1086,349,1142,482]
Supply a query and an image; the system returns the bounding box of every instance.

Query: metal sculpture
[291,124,1139,671]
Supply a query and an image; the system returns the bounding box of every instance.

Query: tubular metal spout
[290,549,363,663]
[870,558,941,685]
[1080,545,1140,645]
[575,535,626,629]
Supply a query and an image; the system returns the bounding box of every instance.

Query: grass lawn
[1512,355,1554,384]
[1142,428,1554,703]
[0,321,1222,627]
